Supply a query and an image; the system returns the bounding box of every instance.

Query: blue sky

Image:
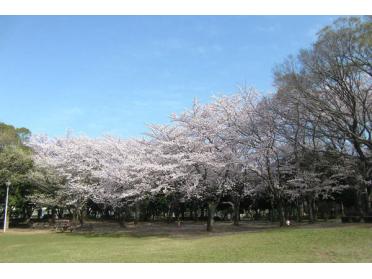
[0,16,337,138]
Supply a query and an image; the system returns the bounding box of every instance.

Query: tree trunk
[194,208,199,221]
[284,206,290,221]
[206,202,217,232]
[24,206,34,225]
[181,208,185,220]
[312,200,318,222]
[134,202,140,225]
[174,206,180,222]
[277,200,285,226]
[190,207,194,220]
[78,208,85,226]
[268,209,273,222]
[363,186,370,214]
[167,204,172,223]
[200,206,205,219]
[233,198,240,226]
[104,208,111,219]
[296,201,303,223]
[269,199,275,222]
[367,186,372,214]
[117,209,126,228]
[72,209,78,225]
[356,189,365,217]
[37,208,43,220]
[307,198,314,223]
[51,208,57,224]
[323,202,329,222]
[57,208,62,219]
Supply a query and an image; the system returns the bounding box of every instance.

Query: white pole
[3,185,9,233]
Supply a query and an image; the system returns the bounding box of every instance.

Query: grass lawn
[0,223,371,262]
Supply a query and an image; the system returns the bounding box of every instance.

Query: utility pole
[3,181,11,233]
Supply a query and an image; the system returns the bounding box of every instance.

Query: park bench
[54,219,75,232]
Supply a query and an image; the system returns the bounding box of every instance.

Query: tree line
[1,16,371,231]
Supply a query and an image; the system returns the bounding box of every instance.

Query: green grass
[0,225,371,262]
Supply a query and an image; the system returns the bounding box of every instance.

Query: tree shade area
[0,16,371,249]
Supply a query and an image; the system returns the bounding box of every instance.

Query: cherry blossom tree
[28,134,103,225]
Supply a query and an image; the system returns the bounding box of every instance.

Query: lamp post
[3,181,11,233]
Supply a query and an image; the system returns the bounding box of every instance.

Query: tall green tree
[0,122,35,223]
[274,16,372,216]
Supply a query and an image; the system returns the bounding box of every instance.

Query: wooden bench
[54,219,74,232]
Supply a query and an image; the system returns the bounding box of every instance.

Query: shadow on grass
[62,221,279,239]
[54,220,369,240]
[67,231,174,239]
